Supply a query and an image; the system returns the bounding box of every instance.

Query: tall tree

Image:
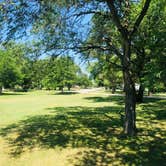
[1,0,153,135]
[0,43,24,93]
[131,0,166,101]
[42,56,80,92]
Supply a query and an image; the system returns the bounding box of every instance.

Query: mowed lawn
[0,90,165,166]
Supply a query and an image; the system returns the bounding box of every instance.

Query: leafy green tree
[76,73,92,88]
[89,55,123,93]
[131,0,166,101]
[42,56,80,92]
[0,47,23,93]
[1,0,153,135]
[30,59,48,89]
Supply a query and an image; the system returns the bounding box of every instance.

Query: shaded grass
[54,91,79,95]
[0,106,122,156]
[84,96,124,105]
[0,91,166,165]
[0,92,25,96]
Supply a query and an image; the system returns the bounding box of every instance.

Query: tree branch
[130,0,151,36]
[69,11,101,18]
[106,0,128,39]
[106,58,123,69]
[74,45,110,52]
[103,37,123,59]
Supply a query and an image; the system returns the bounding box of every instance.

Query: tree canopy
[0,0,165,136]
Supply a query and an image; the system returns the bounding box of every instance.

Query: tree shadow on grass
[84,96,124,105]
[0,106,122,155]
[143,97,164,103]
[0,92,25,96]
[138,98,166,120]
[84,95,165,105]
[53,91,79,95]
[0,104,166,165]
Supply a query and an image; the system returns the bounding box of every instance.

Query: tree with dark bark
[105,0,152,135]
[132,0,166,102]
[81,0,152,135]
[0,0,152,135]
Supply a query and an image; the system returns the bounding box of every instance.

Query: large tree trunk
[106,0,152,136]
[123,39,137,136]
[123,75,136,135]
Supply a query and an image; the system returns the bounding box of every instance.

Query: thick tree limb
[106,0,128,39]
[130,0,152,36]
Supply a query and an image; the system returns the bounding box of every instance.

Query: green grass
[0,90,165,166]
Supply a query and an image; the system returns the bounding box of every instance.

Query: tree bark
[123,40,137,136]
[124,77,136,136]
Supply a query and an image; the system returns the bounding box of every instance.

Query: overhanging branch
[106,0,128,39]
[130,0,151,36]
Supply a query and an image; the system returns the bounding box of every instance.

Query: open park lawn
[0,90,165,166]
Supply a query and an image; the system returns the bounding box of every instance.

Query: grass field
[0,90,166,166]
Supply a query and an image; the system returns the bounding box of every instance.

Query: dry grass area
[0,90,165,166]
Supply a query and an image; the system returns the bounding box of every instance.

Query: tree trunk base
[0,87,2,95]
[136,85,144,103]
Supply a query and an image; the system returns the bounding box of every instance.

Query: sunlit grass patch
[0,91,165,165]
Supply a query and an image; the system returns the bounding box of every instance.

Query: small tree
[41,56,80,92]
[76,73,92,88]
[0,45,23,93]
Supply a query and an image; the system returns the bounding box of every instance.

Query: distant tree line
[0,41,165,96]
[0,42,91,94]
